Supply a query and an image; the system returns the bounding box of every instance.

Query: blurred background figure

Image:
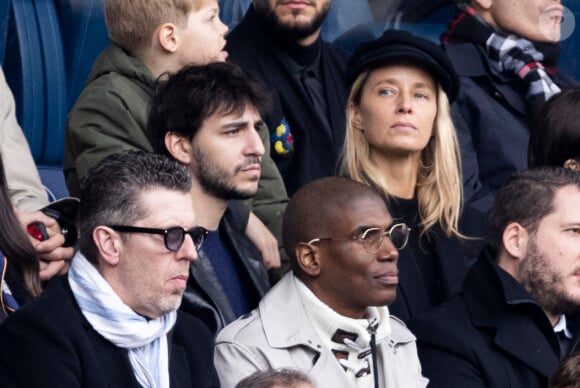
[549,352,580,388]
[235,368,315,388]
[1,66,74,288]
[528,87,580,171]
[0,157,41,321]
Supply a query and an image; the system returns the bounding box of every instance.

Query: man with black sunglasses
[149,62,272,335]
[214,177,427,387]
[0,151,220,387]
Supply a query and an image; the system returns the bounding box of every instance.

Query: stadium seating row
[0,0,108,198]
[0,0,579,198]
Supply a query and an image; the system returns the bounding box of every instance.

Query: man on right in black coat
[442,0,576,213]
[409,167,580,388]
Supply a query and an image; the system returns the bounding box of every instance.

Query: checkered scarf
[444,3,561,114]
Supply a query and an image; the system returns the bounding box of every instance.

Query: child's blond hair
[105,0,213,54]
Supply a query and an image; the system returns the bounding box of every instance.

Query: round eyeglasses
[108,225,208,252]
[307,223,410,254]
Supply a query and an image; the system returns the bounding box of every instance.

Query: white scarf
[68,252,176,388]
[294,276,391,388]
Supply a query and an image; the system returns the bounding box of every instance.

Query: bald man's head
[282,177,386,275]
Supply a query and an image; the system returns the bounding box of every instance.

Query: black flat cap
[347,29,460,102]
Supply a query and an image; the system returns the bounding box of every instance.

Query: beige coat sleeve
[0,67,48,211]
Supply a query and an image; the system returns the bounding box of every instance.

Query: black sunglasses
[108,225,208,252]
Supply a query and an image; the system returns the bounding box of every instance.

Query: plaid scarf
[443,3,561,114]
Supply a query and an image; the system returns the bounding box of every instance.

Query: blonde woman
[342,30,486,321]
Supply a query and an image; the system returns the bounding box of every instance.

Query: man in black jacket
[226,0,349,196]
[0,151,219,387]
[149,62,272,335]
[442,0,576,213]
[409,167,580,388]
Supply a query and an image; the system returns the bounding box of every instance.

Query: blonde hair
[341,70,463,238]
[105,0,212,53]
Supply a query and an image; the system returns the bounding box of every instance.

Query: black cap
[347,29,459,102]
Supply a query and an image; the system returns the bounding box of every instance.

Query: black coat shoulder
[0,276,219,387]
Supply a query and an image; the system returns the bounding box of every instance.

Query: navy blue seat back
[3,0,46,161]
[3,0,68,166]
[220,0,250,29]
[560,1,580,80]
[334,22,447,54]
[37,165,70,200]
[0,0,10,64]
[56,0,109,110]
[34,0,68,165]
[321,0,374,42]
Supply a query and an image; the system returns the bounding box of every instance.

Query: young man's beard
[192,145,259,200]
[519,240,580,317]
[253,1,331,43]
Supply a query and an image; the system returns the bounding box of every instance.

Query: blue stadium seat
[560,1,580,80]
[3,0,46,161]
[332,23,384,53]
[56,0,109,110]
[321,0,374,42]
[0,1,10,64]
[334,22,447,53]
[34,0,68,165]
[220,0,250,29]
[420,4,454,24]
[2,0,70,200]
[37,165,70,200]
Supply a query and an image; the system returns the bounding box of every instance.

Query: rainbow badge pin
[271,118,293,155]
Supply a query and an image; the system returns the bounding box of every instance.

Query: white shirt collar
[553,315,573,339]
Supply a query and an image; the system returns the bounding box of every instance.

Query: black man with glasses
[149,62,271,336]
[214,177,428,388]
[0,151,220,387]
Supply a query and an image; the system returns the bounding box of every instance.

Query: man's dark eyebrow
[220,118,265,130]
[253,119,266,128]
[220,120,247,129]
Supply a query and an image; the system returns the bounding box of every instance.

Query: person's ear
[93,226,122,266]
[165,132,193,165]
[157,23,179,53]
[502,222,529,259]
[563,158,580,171]
[295,242,321,277]
[349,103,364,131]
[498,222,531,280]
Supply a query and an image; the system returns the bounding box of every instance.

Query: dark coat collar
[463,247,580,377]
[444,42,529,117]
[185,206,270,334]
[60,277,194,387]
[444,42,578,120]
[384,193,490,322]
[391,221,474,320]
